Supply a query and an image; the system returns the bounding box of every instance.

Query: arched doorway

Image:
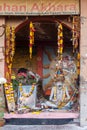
[5,15,80,114]
[12,16,74,88]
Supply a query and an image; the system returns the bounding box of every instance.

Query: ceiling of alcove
[15,18,72,46]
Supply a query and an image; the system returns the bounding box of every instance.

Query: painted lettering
[56,5,63,11]
[47,3,55,11]
[19,5,26,12]
[0,1,79,15]
[64,4,76,11]
[3,3,10,11]
[0,6,2,11]
[41,3,47,12]
[64,5,70,11]
[31,3,39,12]
[12,5,18,12]
[70,4,76,11]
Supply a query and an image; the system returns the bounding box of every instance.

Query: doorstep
[4,111,79,119]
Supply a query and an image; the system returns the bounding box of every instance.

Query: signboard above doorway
[0,0,79,15]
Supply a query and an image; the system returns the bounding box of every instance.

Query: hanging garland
[29,22,35,59]
[5,25,15,81]
[72,16,79,54]
[4,82,15,112]
[19,83,35,97]
[5,25,16,112]
[57,23,63,60]
[11,26,15,61]
[5,25,11,81]
[77,52,80,76]
[5,25,10,64]
[72,16,80,76]
[9,26,15,77]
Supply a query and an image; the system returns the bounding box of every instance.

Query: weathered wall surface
[80,0,87,126]
[0,17,5,118]
[0,17,5,77]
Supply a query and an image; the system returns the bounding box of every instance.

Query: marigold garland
[5,25,15,82]
[5,25,10,64]
[4,82,15,112]
[29,22,35,59]
[11,26,15,60]
[5,25,11,81]
[19,83,35,97]
[5,25,16,111]
[58,23,63,60]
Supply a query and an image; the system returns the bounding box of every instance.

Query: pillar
[80,0,87,126]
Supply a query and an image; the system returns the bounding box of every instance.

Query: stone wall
[80,0,87,126]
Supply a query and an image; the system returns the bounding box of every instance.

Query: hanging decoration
[29,22,35,59]
[72,16,80,76]
[5,25,16,112]
[57,23,63,60]
[77,52,80,76]
[5,25,11,81]
[4,82,15,112]
[11,26,15,61]
[72,16,79,54]
[5,25,15,82]
[19,83,35,97]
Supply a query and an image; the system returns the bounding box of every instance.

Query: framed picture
[17,85,37,110]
